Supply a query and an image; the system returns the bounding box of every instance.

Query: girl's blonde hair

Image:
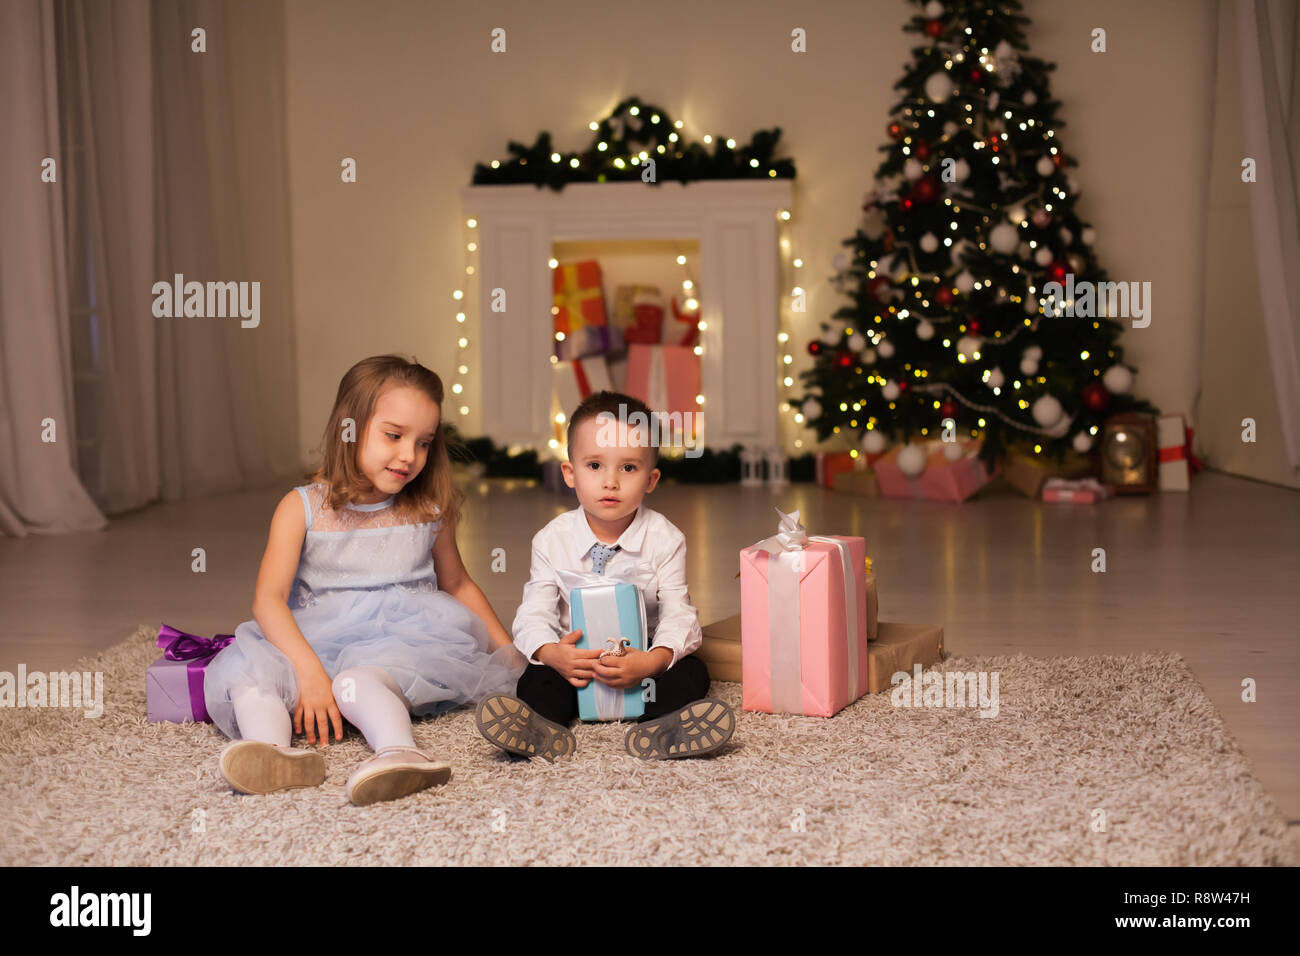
[304,354,465,527]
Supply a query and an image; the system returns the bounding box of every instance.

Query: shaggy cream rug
[0,625,1290,866]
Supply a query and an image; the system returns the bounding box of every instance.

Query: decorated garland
[472,96,796,190]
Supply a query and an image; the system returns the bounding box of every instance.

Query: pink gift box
[739,510,869,717]
[625,344,700,438]
[875,440,998,502]
[1041,477,1114,503]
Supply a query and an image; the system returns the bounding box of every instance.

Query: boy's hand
[592,646,671,690]
[535,629,603,687]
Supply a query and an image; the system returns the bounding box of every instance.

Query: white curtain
[1236,0,1300,469]
[0,0,105,535]
[0,0,299,537]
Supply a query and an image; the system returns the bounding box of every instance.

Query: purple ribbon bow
[156,624,235,722]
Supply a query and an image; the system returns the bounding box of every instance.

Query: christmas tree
[798,0,1158,467]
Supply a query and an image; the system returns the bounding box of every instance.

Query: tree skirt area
[0,626,1290,866]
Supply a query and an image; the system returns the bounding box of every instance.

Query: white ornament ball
[1081,227,1097,246]
[995,40,1015,62]
[956,335,981,360]
[919,232,939,253]
[1031,394,1065,427]
[832,251,850,273]
[903,157,924,181]
[897,444,927,477]
[989,222,1019,254]
[862,348,878,365]
[862,429,888,454]
[821,325,841,345]
[1103,364,1134,394]
[923,0,944,17]
[1058,227,1073,245]
[1034,247,1053,266]
[925,72,954,103]
[876,253,895,277]
[987,91,1000,112]
[955,270,975,294]
[916,319,935,341]
[881,381,901,401]
[1044,414,1071,439]
[1008,206,1027,225]
[952,158,971,182]
[1036,155,1056,178]
[942,441,965,461]
[1023,90,1038,106]
[801,398,822,420]
[877,339,895,358]
[848,332,867,351]
[942,120,959,137]
[1024,345,1043,360]
[1072,432,1093,454]
[987,367,1005,388]
[1020,357,1039,376]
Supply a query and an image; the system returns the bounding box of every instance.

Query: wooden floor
[2,470,1297,820]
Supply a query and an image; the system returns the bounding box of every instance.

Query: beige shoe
[345,746,452,806]
[219,740,326,794]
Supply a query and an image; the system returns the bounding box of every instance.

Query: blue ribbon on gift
[156,624,235,722]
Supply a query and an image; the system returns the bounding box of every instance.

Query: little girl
[204,354,526,805]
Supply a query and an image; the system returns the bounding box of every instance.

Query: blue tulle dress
[204,482,526,740]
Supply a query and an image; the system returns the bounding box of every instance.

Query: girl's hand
[294,665,343,746]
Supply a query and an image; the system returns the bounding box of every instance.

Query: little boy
[476,390,734,760]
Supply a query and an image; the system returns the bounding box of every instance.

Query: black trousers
[516,654,711,725]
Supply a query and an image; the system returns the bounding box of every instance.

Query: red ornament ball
[1047,260,1069,284]
[1081,382,1111,414]
[912,177,939,203]
[1054,151,1068,168]
[967,318,981,334]
[915,140,932,160]
[939,400,959,419]
[969,67,984,83]
[897,379,910,393]
[888,122,905,140]
[835,350,854,368]
[935,286,954,307]
[923,19,944,39]
[807,340,822,356]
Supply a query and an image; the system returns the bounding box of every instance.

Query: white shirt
[512,503,703,669]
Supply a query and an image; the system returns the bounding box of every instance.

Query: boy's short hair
[566,390,660,467]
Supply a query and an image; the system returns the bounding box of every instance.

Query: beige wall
[285,0,1262,475]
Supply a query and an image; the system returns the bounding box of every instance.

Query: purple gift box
[145,624,235,723]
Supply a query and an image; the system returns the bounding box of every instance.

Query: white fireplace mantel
[460,179,793,451]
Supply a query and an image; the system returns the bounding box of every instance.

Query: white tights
[230,666,417,753]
